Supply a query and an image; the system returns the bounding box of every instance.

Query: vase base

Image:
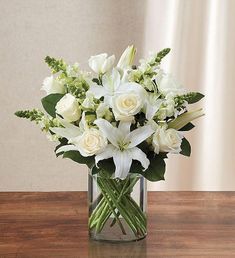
[89,218,147,243]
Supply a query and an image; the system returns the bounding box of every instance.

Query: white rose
[41,76,65,95]
[152,127,183,154]
[88,53,115,74]
[70,128,107,157]
[55,93,81,122]
[156,72,184,96]
[112,93,143,121]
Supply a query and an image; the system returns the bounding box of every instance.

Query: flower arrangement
[15,46,204,241]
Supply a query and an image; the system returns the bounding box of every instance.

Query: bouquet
[15,46,204,241]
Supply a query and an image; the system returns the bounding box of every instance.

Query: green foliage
[63,150,94,168]
[179,122,195,131]
[41,93,64,118]
[176,92,204,105]
[54,138,68,157]
[180,138,191,156]
[91,158,115,178]
[45,56,67,74]
[130,152,166,182]
[14,109,44,123]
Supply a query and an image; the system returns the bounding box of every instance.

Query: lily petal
[55,144,78,154]
[130,147,150,170]
[50,126,80,139]
[88,84,107,99]
[102,68,121,93]
[127,125,154,148]
[113,150,132,179]
[95,145,116,165]
[94,119,120,148]
[118,121,132,135]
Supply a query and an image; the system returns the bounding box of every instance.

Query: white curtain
[145,0,235,190]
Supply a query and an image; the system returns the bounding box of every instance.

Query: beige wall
[1,0,235,191]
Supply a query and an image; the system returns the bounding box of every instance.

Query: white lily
[89,68,147,106]
[88,53,115,74]
[94,119,154,179]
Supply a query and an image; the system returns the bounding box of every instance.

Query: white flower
[88,69,147,121]
[66,63,79,77]
[55,93,81,122]
[82,92,95,109]
[94,119,154,179]
[88,69,121,103]
[51,113,107,157]
[117,45,136,70]
[69,128,107,156]
[156,71,184,96]
[41,76,65,95]
[111,92,143,121]
[96,103,113,121]
[88,53,115,74]
[152,127,183,154]
[144,93,162,120]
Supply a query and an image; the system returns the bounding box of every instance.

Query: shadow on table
[88,239,147,258]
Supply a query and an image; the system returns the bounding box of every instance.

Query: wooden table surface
[0,192,235,258]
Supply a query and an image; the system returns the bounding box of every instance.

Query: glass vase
[88,172,147,242]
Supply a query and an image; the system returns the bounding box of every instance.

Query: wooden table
[0,192,235,258]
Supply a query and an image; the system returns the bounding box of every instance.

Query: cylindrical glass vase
[88,173,147,242]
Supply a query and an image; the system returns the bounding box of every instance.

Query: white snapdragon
[55,93,81,122]
[152,126,183,154]
[66,63,80,77]
[156,71,184,96]
[41,76,65,95]
[88,53,115,74]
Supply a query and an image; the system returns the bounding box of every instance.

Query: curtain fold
[146,0,235,190]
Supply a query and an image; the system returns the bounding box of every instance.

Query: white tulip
[152,127,183,154]
[55,93,81,122]
[41,76,65,95]
[88,53,115,74]
[117,45,136,70]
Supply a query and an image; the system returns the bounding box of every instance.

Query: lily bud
[117,45,136,70]
[168,108,204,130]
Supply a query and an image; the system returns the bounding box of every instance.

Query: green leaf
[130,153,166,182]
[91,158,115,178]
[54,138,68,157]
[179,122,195,131]
[63,150,94,168]
[41,93,64,117]
[185,92,204,104]
[180,138,191,156]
